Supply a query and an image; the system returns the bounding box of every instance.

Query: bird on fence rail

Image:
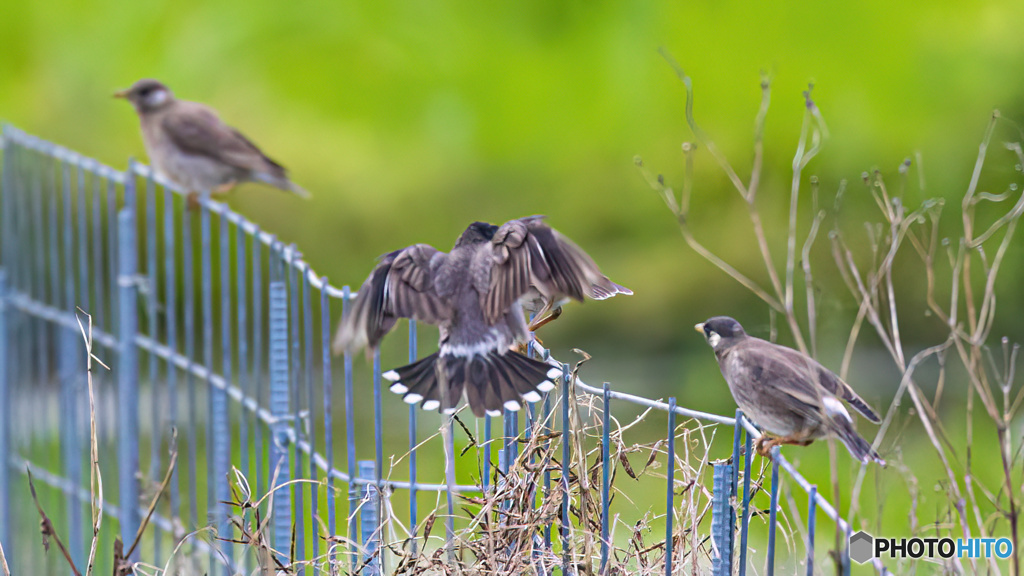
[115,79,311,206]
[696,316,885,465]
[333,216,632,417]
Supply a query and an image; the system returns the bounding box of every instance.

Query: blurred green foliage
[3,0,1024,393]
[5,3,1024,570]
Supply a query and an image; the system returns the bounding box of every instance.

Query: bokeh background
[4,2,1024,378]
[3,1,1024,567]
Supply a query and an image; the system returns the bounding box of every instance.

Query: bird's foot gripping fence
[0,125,889,574]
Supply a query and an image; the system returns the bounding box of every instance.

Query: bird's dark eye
[703,324,710,335]
[139,88,151,97]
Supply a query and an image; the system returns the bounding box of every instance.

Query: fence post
[268,263,292,561]
[710,463,735,576]
[358,460,381,576]
[0,269,10,562]
[117,204,141,557]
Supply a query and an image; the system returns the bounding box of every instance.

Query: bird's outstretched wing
[333,244,450,354]
[479,216,632,324]
[161,102,287,179]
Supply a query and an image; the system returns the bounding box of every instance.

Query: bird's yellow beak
[694,323,704,334]
[113,89,129,99]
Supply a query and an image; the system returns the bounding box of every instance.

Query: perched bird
[333,216,632,417]
[696,316,884,465]
[115,79,310,203]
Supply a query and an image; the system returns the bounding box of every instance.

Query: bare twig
[27,467,82,576]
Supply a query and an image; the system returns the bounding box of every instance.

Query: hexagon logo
[849,531,874,564]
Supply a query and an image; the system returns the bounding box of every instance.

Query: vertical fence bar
[30,160,48,453]
[766,453,780,576]
[91,176,104,330]
[105,177,117,442]
[302,270,317,561]
[288,251,306,564]
[182,195,199,538]
[59,315,84,569]
[730,410,742,571]
[738,423,753,576]
[163,184,179,523]
[543,392,552,549]
[6,145,19,292]
[482,416,491,492]
[268,249,292,561]
[343,286,358,572]
[710,464,734,576]
[76,167,88,333]
[145,177,160,564]
[117,201,141,558]
[560,365,570,574]
[373,348,383,494]
[200,200,214,572]
[0,270,10,561]
[320,279,337,553]
[61,161,85,567]
[806,486,817,576]
[251,234,264,499]
[236,226,249,501]
[1,128,11,270]
[359,461,381,576]
[665,398,676,576]
[600,383,610,575]
[214,212,232,572]
[106,174,118,332]
[407,319,418,543]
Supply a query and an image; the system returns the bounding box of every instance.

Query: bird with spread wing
[333,216,632,417]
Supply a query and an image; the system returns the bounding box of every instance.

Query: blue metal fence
[0,125,888,574]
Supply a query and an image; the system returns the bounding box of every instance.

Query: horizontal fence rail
[0,125,889,575]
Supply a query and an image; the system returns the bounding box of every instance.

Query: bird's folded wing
[811,361,882,423]
[755,343,880,423]
[481,216,631,324]
[161,104,286,177]
[332,244,450,354]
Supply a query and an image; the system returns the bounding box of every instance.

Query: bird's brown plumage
[333,216,631,417]
[697,316,884,465]
[116,79,310,198]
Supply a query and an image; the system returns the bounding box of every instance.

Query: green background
[4,1,1024,364]
[3,0,1023,572]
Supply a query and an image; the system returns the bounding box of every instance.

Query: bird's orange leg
[527,305,563,332]
[186,191,201,212]
[213,180,237,195]
[755,433,815,456]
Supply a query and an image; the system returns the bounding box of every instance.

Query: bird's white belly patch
[163,153,237,192]
[441,329,507,358]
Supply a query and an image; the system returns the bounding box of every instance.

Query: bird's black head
[695,316,746,351]
[115,79,174,113]
[456,221,498,246]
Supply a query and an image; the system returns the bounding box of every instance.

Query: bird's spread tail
[383,350,562,417]
[834,418,885,466]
